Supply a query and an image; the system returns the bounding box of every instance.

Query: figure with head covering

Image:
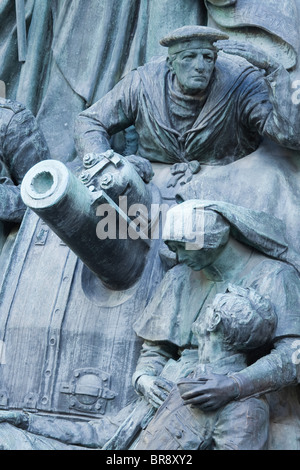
[134,284,276,450]
[75,25,300,172]
[132,200,300,450]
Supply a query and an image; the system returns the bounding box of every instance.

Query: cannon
[0,153,166,429]
[20,151,159,291]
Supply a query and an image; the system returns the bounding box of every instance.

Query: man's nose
[194,56,205,71]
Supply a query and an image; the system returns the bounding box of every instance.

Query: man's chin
[184,83,207,95]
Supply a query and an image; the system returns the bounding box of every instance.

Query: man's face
[168,48,216,95]
[166,241,222,271]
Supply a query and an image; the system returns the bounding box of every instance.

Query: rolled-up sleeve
[239,65,300,150]
[0,105,49,223]
[2,107,49,185]
[231,264,300,398]
[132,340,178,391]
[74,71,140,159]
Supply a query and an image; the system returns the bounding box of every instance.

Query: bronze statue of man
[75,25,300,168]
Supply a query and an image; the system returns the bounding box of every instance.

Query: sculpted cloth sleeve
[132,341,178,391]
[74,71,140,159]
[25,414,118,449]
[231,263,300,398]
[254,66,300,150]
[1,104,50,184]
[0,175,25,223]
[235,63,300,151]
[133,258,300,400]
[0,101,49,222]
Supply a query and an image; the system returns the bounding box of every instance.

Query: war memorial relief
[0,0,299,451]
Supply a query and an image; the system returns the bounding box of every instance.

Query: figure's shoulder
[250,256,299,284]
[0,98,26,114]
[0,98,28,129]
[136,56,168,81]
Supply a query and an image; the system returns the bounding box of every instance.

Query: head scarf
[163,199,300,273]
[162,200,230,250]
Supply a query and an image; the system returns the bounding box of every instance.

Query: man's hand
[126,155,154,183]
[178,372,239,411]
[217,40,280,74]
[136,375,174,409]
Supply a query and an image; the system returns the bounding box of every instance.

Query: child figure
[134,284,277,450]
[0,284,277,450]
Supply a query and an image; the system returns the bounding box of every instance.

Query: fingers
[192,401,219,412]
[154,378,173,393]
[217,39,248,49]
[217,40,262,56]
[220,47,252,57]
[138,376,174,408]
[181,393,220,412]
[148,396,162,409]
[182,392,211,405]
[183,378,208,384]
[152,387,169,402]
[147,379,174,408]
[146,387,162,408]
[179,379,210,399]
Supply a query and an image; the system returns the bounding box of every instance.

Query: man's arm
[74,71,140,159]
[0,176,25,223]
[218,41,300,150]
[0,103,49,223]
[180,266,300,410]
[132,340,177,409]
[0,411,120,449]
[180,337,298,410]
[262,66,300,150]
[229,338,298,398]
[2,105,49,184]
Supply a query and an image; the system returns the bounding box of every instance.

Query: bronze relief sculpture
[0,2,299,451]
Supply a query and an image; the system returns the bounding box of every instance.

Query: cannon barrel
[21,159,152,291]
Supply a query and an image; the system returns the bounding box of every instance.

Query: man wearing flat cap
[75,25,300,168]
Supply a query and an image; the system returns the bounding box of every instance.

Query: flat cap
[160,25,229,52]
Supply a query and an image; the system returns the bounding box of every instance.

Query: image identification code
[106,454,193,466]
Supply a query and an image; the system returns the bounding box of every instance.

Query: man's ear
[207,311,221,332]
[166,56,174,72]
